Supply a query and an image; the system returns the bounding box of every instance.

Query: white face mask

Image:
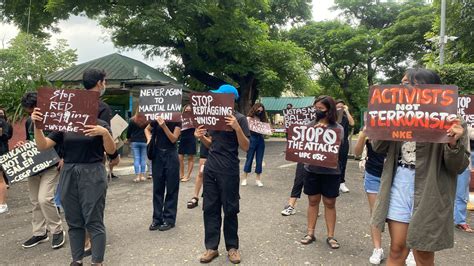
[100,86,106,97]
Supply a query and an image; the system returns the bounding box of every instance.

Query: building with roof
[46,53,190,118]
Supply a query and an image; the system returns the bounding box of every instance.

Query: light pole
[439,0,447,65]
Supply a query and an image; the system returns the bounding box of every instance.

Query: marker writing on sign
[288,126,340,154]
[192,95,232,126]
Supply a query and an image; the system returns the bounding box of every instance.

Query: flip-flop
[326,237,340,249]
[187,197,199,209]
[300,235,316,245]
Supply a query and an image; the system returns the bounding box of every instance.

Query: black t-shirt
[180,128,196,139]
[26,117,63,158]
[47,120,111,163]
[0,118,12,155]
[98,101,112,125]
[340,114,351,141]
[365,140,386,177]
[126,120,146,143]
[205,112,251,175]
[150,121,182,149]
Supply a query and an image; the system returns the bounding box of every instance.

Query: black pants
[290,163,305,198]
[338,141,349,184]
[60,163,107,263]
[203,168,240,251]
[152,149,180,225]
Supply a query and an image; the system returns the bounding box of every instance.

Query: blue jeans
[131,142,147,174]
[454,167,470,225]
[54,181,62,208]
[243,135,265,174]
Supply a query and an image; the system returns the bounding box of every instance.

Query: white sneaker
[281,205,296,216]
[241,179,247,186]
[256,180,263,187]
[0,204,8,214]
[339,183,350,193]
[405,250,416,266]
[369,248,384,264]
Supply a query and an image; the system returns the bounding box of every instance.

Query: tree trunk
[237,74,257,115]
[367,57,375,86]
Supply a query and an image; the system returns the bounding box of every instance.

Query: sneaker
[241,179,247,186]
[256,180,263,187]
[0,204,8,214]
[339,183,350,193]
[52,231,65,249]
[22,232,49,248]
[405,250,416,266]
[369,248,384,264]
[111,173,119,179]
[200,249,219,263]
[158,222,175,231]
[228,248,241,264]
[281,205,296,216]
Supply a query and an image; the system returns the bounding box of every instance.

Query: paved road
[1,141,473,265]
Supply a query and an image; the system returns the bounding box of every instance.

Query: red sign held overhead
[36,87,99,134]
[366,85,458,143]
[190,92,234,131]
[286,124,342,169]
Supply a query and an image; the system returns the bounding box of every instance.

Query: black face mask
[315,110,327,120]
[256,110,263,117]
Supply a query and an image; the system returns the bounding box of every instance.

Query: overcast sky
[0,0,338,68]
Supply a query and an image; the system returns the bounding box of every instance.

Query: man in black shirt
[335,100,354,193]
[195,85,250,264]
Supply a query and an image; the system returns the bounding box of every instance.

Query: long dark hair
[0,108,7,121]
[182,104,191,113]
[247,103,268,122]
[313,95,337,125]
[404,68,442,85]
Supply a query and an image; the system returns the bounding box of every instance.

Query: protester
[32,69,117,265]
[281,163,305,216]
[370,68,469,265]
[453,126,474,233]
[195,84,250,264]
[299,95,344,250]
[178,104,196,182]
[187,140,208,209]
[127,113,148,182]
[242,103,267,187]
[354,126,386,264]
[0,107,13,214]
[17,92,65,250]
[145,116,181,232]
[335,99,354,193]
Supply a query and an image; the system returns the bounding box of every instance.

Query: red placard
[190,92,234,131]
[36,87,98,134]
[247,117,272,135]
[458,95,474,129]
[286,124,342,169]
[366,85,458,143]
[181,112,195,131]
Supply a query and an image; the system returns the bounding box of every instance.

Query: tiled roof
[260,96,314,111]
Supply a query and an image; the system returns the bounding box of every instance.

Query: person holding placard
[145,116,181,232]
[299,95,344,250]
[178,104,196,182]
[194,85,250,264]
[354,127,386,264]
[0,107,13,214]
[126,113,148,182]
[242,103,268,187]
[31,69,117,265]
[370,69,469,266]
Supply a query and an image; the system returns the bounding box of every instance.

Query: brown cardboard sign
[181,112,195,131]
[138,86,183,122]
[286,125,342,169]
[283,106,317,129]
[36,87,98,133]
[190,92,234,131]
[366,85,458,143]
[247,117,272,135]
[458,95,474,129]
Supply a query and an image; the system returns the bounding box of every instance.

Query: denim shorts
[364,171,381,194]
[387,166,415,223]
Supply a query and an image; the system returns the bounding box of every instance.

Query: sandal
[147,174,152,179]
[300,234,316,245]
[187,197,199,209]
[181,177,190,182]
[133,177,141,183]
[326,237,340,249]
[456,224,474,233]
[140,176,146,181]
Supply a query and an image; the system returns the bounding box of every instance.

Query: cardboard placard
[458,95,474,129]
[36,88,99,133]
[366,85,458,143]
[286,125,342,168]
[0,141,60,184]
[283,107,317,129]
[190,92,234,131]
[138,86,183,122]
[247,117,272,135]
[110,114,128,139]
[181,112,195,131]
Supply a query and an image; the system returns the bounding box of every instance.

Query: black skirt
[178,129,197,155]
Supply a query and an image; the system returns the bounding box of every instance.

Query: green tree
[0,33,77,120]
[2,0,314,113]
